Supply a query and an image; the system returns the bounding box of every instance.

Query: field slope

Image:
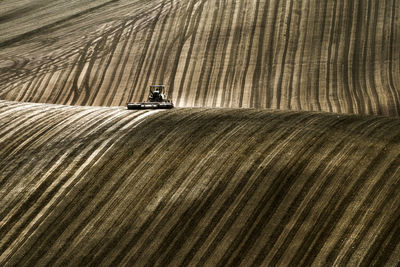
[0,0,399,266]
[0,0,399,115]
[0,101,399,266]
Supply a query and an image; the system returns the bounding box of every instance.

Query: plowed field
[0,0,399,266]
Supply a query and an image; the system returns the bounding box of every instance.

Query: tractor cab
[149,85,165,102]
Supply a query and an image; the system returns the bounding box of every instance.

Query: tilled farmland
[0,101,399,266]
[1,0,399,115]
[0,0,400,266]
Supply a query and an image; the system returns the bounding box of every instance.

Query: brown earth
[0,100,399,266]
[0,0,399,115]
[0,0,399,266]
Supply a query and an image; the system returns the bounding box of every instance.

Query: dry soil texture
[0,0,399,115]
[0,0,400,266]
[0,100,399,266]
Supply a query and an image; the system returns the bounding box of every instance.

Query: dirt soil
[0,0,399,115]
[0,0,399,266]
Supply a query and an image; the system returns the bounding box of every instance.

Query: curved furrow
[0,102,158,265]
[9,111,159,266]
[0,101,399,266]
[0,0,399,265]
[0,107,119,220]
[0,0,398,116]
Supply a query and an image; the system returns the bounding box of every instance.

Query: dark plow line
[0,0,399,116]
[0,101,399,266]
[0,0,399,265]
[0,0,119,49]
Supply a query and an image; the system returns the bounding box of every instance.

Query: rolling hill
[0,100,399,266]
[0,0,399,115]
[0,0,399,266]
